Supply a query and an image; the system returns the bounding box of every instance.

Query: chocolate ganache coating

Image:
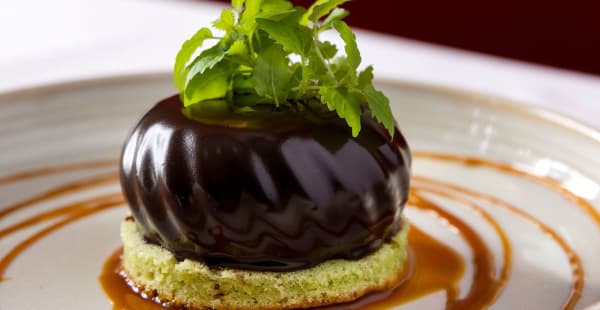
[120,95,411,271]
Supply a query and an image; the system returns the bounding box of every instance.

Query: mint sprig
[173,0,396,137]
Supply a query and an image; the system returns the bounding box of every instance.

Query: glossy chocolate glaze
[119,95,411,271]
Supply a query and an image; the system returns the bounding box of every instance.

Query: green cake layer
[120,218,409,309]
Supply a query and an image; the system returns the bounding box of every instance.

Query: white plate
[0,74,598,310]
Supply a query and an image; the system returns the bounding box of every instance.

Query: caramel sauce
[0,194,123,279]
[0,173,117,218]
[413,176,584,309]
[0,160,116,186]
[357,228,464,310]
[0,153,595,309]
[408,193,505,309]
[0,190,119,239]
[412,186,513,304]
[413,151,600,228]
[99,249,171,310]
[98,227,464,310]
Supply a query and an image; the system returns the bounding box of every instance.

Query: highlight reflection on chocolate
[119,95,412,271]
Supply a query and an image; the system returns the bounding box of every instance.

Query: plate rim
[0,72,598,144]
[0,73,599,310]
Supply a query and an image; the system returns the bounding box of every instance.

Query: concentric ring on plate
[0,76,599,309]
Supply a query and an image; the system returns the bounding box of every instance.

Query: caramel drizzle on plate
[413,151,600,228]
[413,176,584,309]
[0,160,116,186]
[0,153,595,309]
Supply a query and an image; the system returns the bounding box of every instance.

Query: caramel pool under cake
[118,95,412,309]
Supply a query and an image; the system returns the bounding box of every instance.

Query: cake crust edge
[120,217,409,310]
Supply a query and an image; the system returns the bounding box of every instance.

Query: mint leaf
[288,63,303,98]
[301,0,350,25]
[254,29,276,52]
[320,8,348,31]
[304,49,330,82]
[254,45,292,106]
[239,0,262,35]
[184,61,232,106]
[333,20,360,70]
[331,57,355,83]
[174,0,397,138]
[320,86,361,137]
[362,82,395,137]
[257,0,294,18]
[186,43,228,86]
[358,65,373,89]
[318,41,338,59]
[226,40,247,56]
[256,11,312,57]
[213,9,235,31]
[232,0,244,11]
[173,27,213,93]
[233,74,255,92]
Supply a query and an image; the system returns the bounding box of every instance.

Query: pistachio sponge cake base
[120,218,409,310]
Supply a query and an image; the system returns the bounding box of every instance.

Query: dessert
[118,0,411,308]
[0,3,594,306]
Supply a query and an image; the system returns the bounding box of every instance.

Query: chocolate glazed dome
[120,95,411,271]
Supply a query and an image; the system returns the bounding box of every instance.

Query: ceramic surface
[0,75,598,309]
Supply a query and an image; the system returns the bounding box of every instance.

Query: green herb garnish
[173,0,395,137]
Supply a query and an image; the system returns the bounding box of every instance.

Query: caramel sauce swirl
[0,152,595,309]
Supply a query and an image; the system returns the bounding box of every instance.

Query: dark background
[210,0,600,76]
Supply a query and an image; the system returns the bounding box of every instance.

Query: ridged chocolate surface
[120,95,411,271]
